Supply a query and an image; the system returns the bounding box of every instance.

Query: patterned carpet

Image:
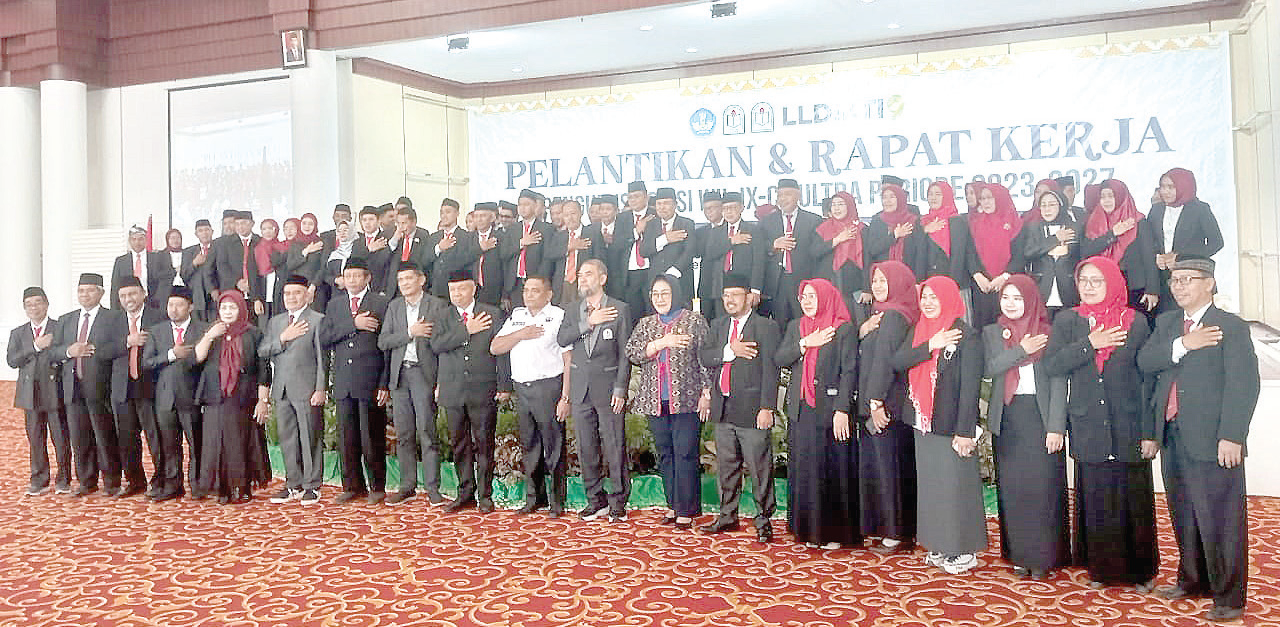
[1,381,1278,627]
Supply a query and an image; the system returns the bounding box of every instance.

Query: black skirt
[994,395,1070,572]
[858,418,917,542]
[788,403,861,546]
[1073,459,1158,585]
[199,379,272,497]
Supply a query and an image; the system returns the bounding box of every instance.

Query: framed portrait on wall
[281,29,307,68]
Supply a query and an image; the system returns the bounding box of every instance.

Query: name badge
[603,328,614,340]
[512,320,526,327]
[826,388,839,396]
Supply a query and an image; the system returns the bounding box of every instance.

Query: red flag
[145,214,154,252]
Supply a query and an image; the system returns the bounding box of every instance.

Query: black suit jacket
[557,296,632,406]
[760,209,825,295]
[1147,199,1224,258]
[7,320,61,411]
[863,212,930,280]
[1011,220,1081,307]
[430,301,507,399]
[547,228,594,299]
[889,319,982,438]
[640,215,697,299]
[180,243,218,313]
[982,324,1068,437]
[194,327,269,405]
[427,227,480,298]
[699,312,780,427]
[211,234,265,299]
[1044,309,1152,463]
[1137,305,1258,461]
[52,307,127,408]
[775,321,857,419]
[855,309,913,420]
[471,229,505,306]
[111,306,166,405]
[701,220,767,296]
[583,221,629,299]
[143,318,210,411]
[1080,219,1160,295]
[922,215,980,287]
[351,231,394,294]
[384,227,436,299]
[500,220,556,298]
[320,289,391,399]
[111,251,176,310]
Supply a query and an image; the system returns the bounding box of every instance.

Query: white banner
[469,35,1238,308]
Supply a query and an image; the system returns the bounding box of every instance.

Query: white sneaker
[300,489,320,505]
[821,542,841,550]
[941,553,978,575]
[269,488,302,504]
[924,551,944,567]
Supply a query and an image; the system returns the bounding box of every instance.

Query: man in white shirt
[491,276,572,516]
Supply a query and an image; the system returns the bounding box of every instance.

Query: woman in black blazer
[286,213,329,312]
[194,290,271,504]
[1149,167,1225,315]
[857,261,920,555]
[1080,180,1160,317]
[1012,190,1080,316]
[775,278,860,549]
[1044,255,1158,591]
[891,275,986,575]
[864,184,929,280]
[920,180,979,296]
[983,275,1070,580]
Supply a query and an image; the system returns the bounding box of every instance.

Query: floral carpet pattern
[0,382,1277,627]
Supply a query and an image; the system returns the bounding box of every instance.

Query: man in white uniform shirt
[491,276,572,517]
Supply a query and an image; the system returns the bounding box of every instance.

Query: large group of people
[7,170,1260,622]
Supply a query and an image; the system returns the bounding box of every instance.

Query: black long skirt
[788,403,861,546]
[199,382,272,498]
[858,418,917,543]
[994,396,1070,572]
[1074,459,1159,585]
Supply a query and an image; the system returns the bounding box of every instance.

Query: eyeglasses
[1168,276,1209,288]
[1076,277,1106,288]
[649,291,672,298]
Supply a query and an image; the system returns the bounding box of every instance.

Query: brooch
[1001,328,1012,340]
[1088,315,1097,328]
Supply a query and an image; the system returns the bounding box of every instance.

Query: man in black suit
[698,276,781,542]
[180,219,218,321]
[760,178,823,328]
[431,269,509,513]
[381,200,405,237]
[142,285,208,501]
[211,211,265,318]
[584,195,628,302]
[701,192,766,318]
[352,206,393,294]
[427,198,480,298]
[548,200,592,305]
[111,225,176,310]
[52,273,127,496]
[1055,176,1088,223]
[111,277,166,497]
[691,191,725,321]
[383,206,435,300]
[7,287,71,496]
[1137,257,1259,623]
[500,189,556,309]
[617,181,657,322]
[319,256,391,505]
[496,200,518,234]
[556,259,633,522]
[471,203,504,306]
[640,187,696,308]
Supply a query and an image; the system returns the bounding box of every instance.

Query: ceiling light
[512,66,524,73]
[862,0,876,3]
[711,2,737,18]
[685,47,699,53]
[886,23,900,29]
[639,25,654,31]
[447,36,469,52]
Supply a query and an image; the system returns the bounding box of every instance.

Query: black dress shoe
[427,492,447,506]
[756,524,774,544]
[1012,566,1031,578]
[548,506,564,519]
[334,491,365,504]
[700,518,740,534]
[151,489,182,502]
[1133,579,1157,594]
[516,502,540,515]
[477,498,495,514]
[445,495,476,513]
[217,495,231,505]
[1155,585,1199,600]
[1205,606,1244,622]
[190,490,209,501]
[117,484,146,498]
[659,514,679,525]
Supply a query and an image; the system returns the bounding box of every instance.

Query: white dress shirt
[1162,205,1183,254]
[65,305,102,358]
[499,304,570,383]
[403,296,425,364]
[1171,301,1212,363]
[167,317,192,361]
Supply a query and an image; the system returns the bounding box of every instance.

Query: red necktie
[75,312,89,378]
[724,225,735,272]
[350,296,360,316]
[287,314,295,329]
[201,243,209,257]
[366,235,374,248]
[1166,317,1195,421]
[174,325,185,345]
[518,223,531,278]
[401,236,412,262]
[633,220,645,267]
[783,214,794,273]
[719,318,739,395]
[241,239,250,283]
[565,232,578,282]
[462,311,469,326]
[133,252,143,278]
[477,234,486,288]
[32,325,42,344]
[129,316,140,380]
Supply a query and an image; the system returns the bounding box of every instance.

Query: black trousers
[1162,421,1248,610]
[625,269,651,323]
[155,404,201,493]
[24,407,72,490]
[713,419,775,529]
[444,386,498,501]
[335,397,387,494]
[114,396,156,489]
[391,364,441,496]
[572,393,629,512]
[767,272,802,330]
[66,383,115,491]
[514,376,566,508]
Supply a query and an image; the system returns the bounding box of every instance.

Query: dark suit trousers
[1162,420,1248,609]
[66,382,113,490]
[25,408,72,490]
[768,272,803,329]
[713,418,775,529]
[335,397,387,494]
[445,387,498,501]
[114,396,152,488]
[275,396,325,491]
[572,395,630,511]
[648,406,702,518]
[514,376,566,507]
[156,404,201,492]
[625,269,651,324]
[391,363,441,496]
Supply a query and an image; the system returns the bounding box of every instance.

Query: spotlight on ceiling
[447,36,470,52]
[711,2,737,18]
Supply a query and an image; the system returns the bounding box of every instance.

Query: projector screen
[169,78,293,237]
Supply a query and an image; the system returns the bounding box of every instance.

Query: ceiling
[337,0,1222,86]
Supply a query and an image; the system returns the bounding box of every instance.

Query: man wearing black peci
[143,285,208,501]
[700,192,766,318]
[760,179,823,328]
[500,189,555,309]
[7,287,71,496]
[111,276,166,497]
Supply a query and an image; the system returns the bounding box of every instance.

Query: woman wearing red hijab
[814,191,868,309]
[1149,168,1224,315]
[921,181,979,292]
[286,212,328,311]
[254,219,290,318]
[856,261,920,555]
[983,275,1070,580]
[968,182,1023,330]
[865,184,928,279]
[891,275,986,574]
[774,278,860,549]
[1044,256,1157,591]
[1081,179,1160,315]
[193,290,271,504]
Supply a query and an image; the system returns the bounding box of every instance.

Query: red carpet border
[1,382,1278,627]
